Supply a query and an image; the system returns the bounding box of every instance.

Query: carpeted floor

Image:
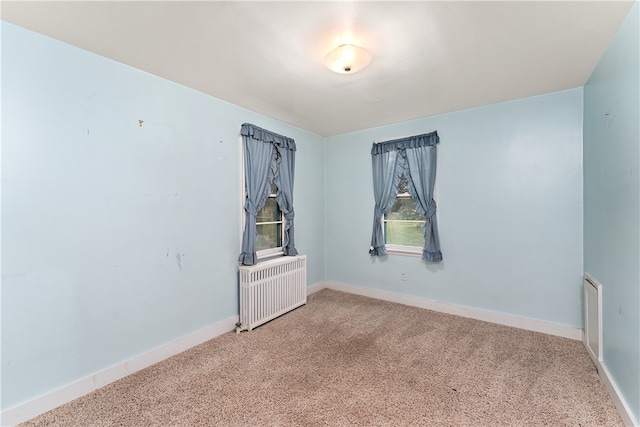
[21,289,622,426]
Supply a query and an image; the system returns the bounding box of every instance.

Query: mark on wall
[604,108,617,129]
[176,250,182,271]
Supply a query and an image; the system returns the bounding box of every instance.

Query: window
[255,183,284,257]
[369,131,441,262]
[238,123,297,266]
[384,175,426,254]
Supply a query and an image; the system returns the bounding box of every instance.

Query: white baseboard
[4,283,621,426]
[314,281,583,341]
[0,315,239,427]
[306,281,326,295]
[594,359,639,426]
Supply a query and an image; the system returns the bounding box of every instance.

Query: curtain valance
[371,131,439,155]
[241,123,296,151]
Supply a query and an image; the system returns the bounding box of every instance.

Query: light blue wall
[325,88,584,328]
[4,6,637,419]
[583,2,640,422]
[1,22,324,410]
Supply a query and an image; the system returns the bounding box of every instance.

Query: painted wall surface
[1,22,324,410]
[325,88,584,328]
[583,2,640,422]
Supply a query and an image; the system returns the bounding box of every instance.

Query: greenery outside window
[384,175,426,254]
[255,183,284,257]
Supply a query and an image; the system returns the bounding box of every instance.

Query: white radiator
[583,273,602,363]
[237,255,307,332]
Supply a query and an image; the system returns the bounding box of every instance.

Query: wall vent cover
[583,273,602,363]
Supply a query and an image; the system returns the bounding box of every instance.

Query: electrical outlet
[401,272,407,281]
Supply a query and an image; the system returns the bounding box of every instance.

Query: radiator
[583,273,602,363]
[237,255,307,332]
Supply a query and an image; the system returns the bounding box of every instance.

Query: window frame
[383,175,437,257]
[254,186,285,259]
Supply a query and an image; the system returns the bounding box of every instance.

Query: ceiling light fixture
[324,44,372,74]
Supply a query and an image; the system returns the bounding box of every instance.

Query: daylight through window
[384,175,426,248]
[255,183,283,252]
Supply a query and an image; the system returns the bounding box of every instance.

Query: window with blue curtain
[238,123,297,266]
[369,131,442,262]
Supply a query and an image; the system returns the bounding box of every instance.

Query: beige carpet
[21,289,622,426]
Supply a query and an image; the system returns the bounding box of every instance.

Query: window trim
[383,177,438,257]
[255,190,285,260]
[385,244,423,257]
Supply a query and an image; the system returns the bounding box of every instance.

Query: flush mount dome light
[324,44,372,74]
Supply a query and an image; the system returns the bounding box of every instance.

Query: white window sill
[257,248,285,262]
[385,245,422,258]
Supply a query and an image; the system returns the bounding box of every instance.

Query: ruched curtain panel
[369,131,442,262]
[238,123,297,266]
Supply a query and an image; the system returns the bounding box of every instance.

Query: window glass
[256,222,283,251]
[254,182,283,254]
[256,197,281,223]
[384,175,425,248]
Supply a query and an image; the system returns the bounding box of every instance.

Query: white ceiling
[2,1,634,136]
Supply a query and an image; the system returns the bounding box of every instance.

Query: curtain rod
[373,129,438,144]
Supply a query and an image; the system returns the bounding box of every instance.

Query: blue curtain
[238,123,297,265]
[405,143,442,262]
[370,131,442,262]
[369,149,403,256]
[275,142,298,256]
